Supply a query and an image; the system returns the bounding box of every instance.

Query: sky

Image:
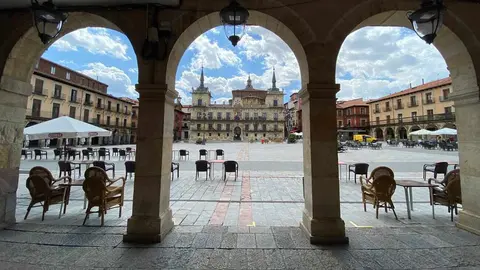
[42,25,450,104]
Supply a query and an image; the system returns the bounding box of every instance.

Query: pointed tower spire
[272,67,277,89]
[246,74,253,89]
[200,65,205,88]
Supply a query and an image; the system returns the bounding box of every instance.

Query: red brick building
[174,99,185,141]
[336,98,369,139]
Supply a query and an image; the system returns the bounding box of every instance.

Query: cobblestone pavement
[2,142,476,269]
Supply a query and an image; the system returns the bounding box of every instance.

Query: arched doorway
[374,128,384,140]
[426,124,438,131]
[233,126,242,141]
[398,127,408,140]
[386,127,395,140]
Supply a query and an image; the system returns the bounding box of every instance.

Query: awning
[24,116,112,140]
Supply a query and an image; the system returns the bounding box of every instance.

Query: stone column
[0,76,31,229]
[452,91,480,235]
[299,83,348,244]
[123,84,175,243]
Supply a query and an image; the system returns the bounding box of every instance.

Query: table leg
[404,187,411,219]
[344,165,348,182]
[83,194,87,209]
[59,188,67,218]
[430,186,435,219]
[212,163,215,179]
[409,187,414,211]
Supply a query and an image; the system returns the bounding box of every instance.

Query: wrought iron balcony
[407,101,419,108]
[32,88,47,96]
[52,93,66,100]
[423,97,435,105]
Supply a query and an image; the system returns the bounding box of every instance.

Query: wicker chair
[26,166,72,220]
[82,167,126,226]
[223,160,238,181]
[360,166,394,186]
[423,162,449,181]
[93,161,116,178]
[429,169,461,221]
[361,175,398,219]
[195,160,210,181]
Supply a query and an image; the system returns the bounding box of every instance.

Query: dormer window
[66,72,71,80]
[50,66,56,75]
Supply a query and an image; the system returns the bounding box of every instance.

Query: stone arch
[443,123,457,129]
[374,127,384,140]
[329,1,480,98]
[410,125,421,133]
[386,127,395,139]
[425,123,438,131]
[165,10,310,91]
[397,126,408,140]
[2,11,142,86]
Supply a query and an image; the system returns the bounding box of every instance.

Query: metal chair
[67,150,80,160]
[348,163,369,184]
[119,149,128,160]
[58,161,81,179]
[195,160,210,181]
[171,162,179,180]
[34,149,48,160]
[199,149,207,160]
[423,162,449,181]
[215,149,225,160]
[22,149,32,159]
[98,149,110,160]
[93,160,116,178]
[53,149,62,160]
[112,147,119,157]
[82,149,94,160]
[179,149,189,160]
[223,160,238,181]
[124,161,135,179]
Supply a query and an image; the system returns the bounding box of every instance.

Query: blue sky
[43,25,449,104]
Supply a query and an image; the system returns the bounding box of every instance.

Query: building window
[208,124,213,130]
[83,109,89,122]
[347,108,352,115]
[386,115,391,124]
[227,133,229,137]
[274,113,278,121]
[96,114,101,124]
[226,112,231,120]
[262,112,267,119]
[97,98,102,108]
[217,112,222,120]
[106,116,111,126]
[427,109,434,120]
[442,89,450,99]
[273,100,278,106]
[197,112,202,119]
[338,121,342,127]
[69,107,76,118]
[54,84,62,98]
[70,89,77,102]
[385,101,390,109]
[226,124,230,131]
[198,99,202,106]
[375,117,380,125]
[217,124,222,131]
[411,112,417,121]
[347,119,351,126]
[426,93,433,103]
[245,124,249,131]
[445,107,452,114]
[124,105,128,114]
[208,112,213,120]
[66,72,71,80]
[245,112,249,120]
[34,79,44,94]
[50,66,56,74]
[360,108,366,114]
[84,93,91,105]
[107,101,112,110]
[32,99,41,117]
[52,103,60,118]
[209,133,212,136]
[197,124,201,130]
[254,112,258,119]
[116,104,120,112]
[410,96,417,106]
[198,133,200,136]
[375,104,380,112]
[115,117,119,126]
[262,124,267,131]
[361,119,366,126]
[124,119,127,127]
[398,113,403,123]
[337,110,342,116]
[397,99,402,109]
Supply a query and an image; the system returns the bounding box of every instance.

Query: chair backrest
[112,148,119,152]
[26,175,50,199]
[199,149,207,155]
[87,147,93,151]
[29,166,55,186]
[354,163,369,174]
[371,175,396,201]
[224,161,237,172]
[68,150,76,155]
[126,147,132,152]
[84,166,109,183]
[435,162,449,174]
[34,149,41,155]
[216,149,224,155]
[179,149,187,156]
[54,149,61,155]
[445,173,461,204]
[82,150,89,155]
[21,149,26,155]
[92,161,107,170]
[58,161,72,171]
[196,160,209,171]
[98,149,106,156]
[125,161,136,173]
[83,169,107,205]
[370,166,394,180]
[119,150,126,156]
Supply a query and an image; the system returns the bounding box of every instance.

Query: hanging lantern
[31,0,68,45]
[219,0,249,47]
[407,0,445,44]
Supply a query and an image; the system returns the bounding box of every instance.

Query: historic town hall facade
[190,68,285,142]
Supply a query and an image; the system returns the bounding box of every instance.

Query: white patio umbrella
[408,129,433,136]
[24,116,111,140]
[430,128,457,136]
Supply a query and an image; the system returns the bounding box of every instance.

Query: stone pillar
[452,91,480,235]
[123,84,175,243]
[0,76,31,229]
[299,83,348,244]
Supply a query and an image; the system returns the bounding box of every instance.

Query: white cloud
[188,34,241,69]
[128,68,138,74]
[51,28,131,60]
[336,26,449,99]
[80,62,138,98]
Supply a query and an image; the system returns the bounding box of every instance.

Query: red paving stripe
[209,202,229,225]
[239,171,253,227]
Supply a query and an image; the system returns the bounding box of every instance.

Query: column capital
[298,83,339,100]
[136,83,178,101]
[448,90,480,108]
[0,76,32,97]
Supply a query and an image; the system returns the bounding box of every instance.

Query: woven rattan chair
[361,175,398,219]
[26,166,72,220]
[360,166,394,186]
[82,167,126,226]
[223,160,238,181]
[429,169,461,221]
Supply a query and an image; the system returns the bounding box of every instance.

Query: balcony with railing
[407,101,419,107]
[124,110,130,115]
[423,97,436,105]
[383,106,392,112]
[83,100,93,106]
[52,93,66,100]
[394,104,404,110]
[32,88,47,96]
[369,112,456,127]
[96,103,104,109]
[439,96,450,102]
[373,108,381,114]
[132,112,138,119]
[70,97,82,104]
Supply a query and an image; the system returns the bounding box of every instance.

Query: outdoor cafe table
[209,160,225,179]
[338,161,348,181]
[395,180,437,219]
[58,179,86,217]
[70,160,94,178]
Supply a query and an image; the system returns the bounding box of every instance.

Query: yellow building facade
[190,68,285,142]
[367,78,456,140]
[25,58,136,146]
